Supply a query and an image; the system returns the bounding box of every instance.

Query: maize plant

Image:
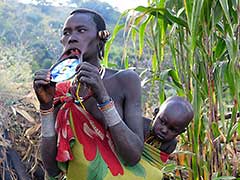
[104,0,240,179]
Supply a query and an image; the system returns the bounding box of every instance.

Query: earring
[98,30,111,41]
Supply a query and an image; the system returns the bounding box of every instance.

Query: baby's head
[152,96,194,142]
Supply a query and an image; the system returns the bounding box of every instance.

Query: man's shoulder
[105,68,141,94]
[114,69,140,82]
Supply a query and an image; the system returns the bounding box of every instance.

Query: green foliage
[105,0,240,179]
[0,0,122,71]
[0,46,34,94]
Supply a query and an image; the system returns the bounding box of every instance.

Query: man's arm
[41,136,60,176]
[33,69,61,176]
[108,70,144,166]
[77,63,144,166]
[40,105,61,177]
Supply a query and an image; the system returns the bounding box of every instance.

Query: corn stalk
[105,0,240,179]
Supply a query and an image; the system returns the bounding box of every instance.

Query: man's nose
[68,33,78,44]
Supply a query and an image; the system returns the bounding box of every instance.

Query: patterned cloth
[51,82,164,180]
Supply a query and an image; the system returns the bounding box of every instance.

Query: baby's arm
[143,117,152,139]
[159,138,177,162]
[159,138,177,154]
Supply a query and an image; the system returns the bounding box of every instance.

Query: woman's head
[60,8,110,64]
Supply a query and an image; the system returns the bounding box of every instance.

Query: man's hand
[33,69,56,110]
[76,62,108,103]
[159,138,177,154]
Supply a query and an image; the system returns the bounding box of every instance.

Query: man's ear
[60,39,63,44]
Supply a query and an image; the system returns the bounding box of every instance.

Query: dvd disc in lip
[50,57,81,83]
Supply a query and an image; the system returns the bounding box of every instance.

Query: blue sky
[17,0,148,12]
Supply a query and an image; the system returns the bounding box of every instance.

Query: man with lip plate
[33,8,164,180]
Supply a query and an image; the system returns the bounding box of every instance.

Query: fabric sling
[49,81,165,180]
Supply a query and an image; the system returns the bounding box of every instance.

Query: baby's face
[152,102,188,142]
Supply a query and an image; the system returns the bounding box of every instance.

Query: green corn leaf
[107,62,118,68]
[214,38,226,60]
[134,5,149,12]
[168,69,183,89]
[151,52,158,73]
[131,25,138,45]
[103,24,124,67]
[214,1,224,25]
[124,55,129,69]
[162,164,187,173]
[163,8,188,28]
[139,16,151,57]
[211,122,220,139]
[216,22,224,34]
[213,176,236,180]
[219,0,234,36]
[225,61,235,97]
[226,106,238,142]
[225,33,237,61]
[190,0,204,50]
[135,6,188,28]
[238,120,240,139]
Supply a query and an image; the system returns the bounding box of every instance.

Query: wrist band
[100,105,122,127]
[41,113,56,137]
[40,105,54,115]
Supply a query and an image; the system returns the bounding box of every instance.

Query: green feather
[87,149,108,180]
[124,163,146,178]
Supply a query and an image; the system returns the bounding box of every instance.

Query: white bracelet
[40,112,56,137]
[101,105,122,127]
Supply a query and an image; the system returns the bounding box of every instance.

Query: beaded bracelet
[98,100,114,111]
[40,105,54,115]
[97,97,112,107]
[97,98,114,111]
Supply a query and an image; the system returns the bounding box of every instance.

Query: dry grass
[0,88,44,179]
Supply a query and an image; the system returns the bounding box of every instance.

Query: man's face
[152,102,187,142]
[60,13,99,62]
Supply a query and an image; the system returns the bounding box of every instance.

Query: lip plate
[50,57,81,82]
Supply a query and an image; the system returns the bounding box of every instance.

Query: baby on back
[144,96,194,162]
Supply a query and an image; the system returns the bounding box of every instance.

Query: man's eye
[78,29,86,33]
[63,31,70,36]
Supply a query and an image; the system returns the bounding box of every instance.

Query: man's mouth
[63,48,81,58]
